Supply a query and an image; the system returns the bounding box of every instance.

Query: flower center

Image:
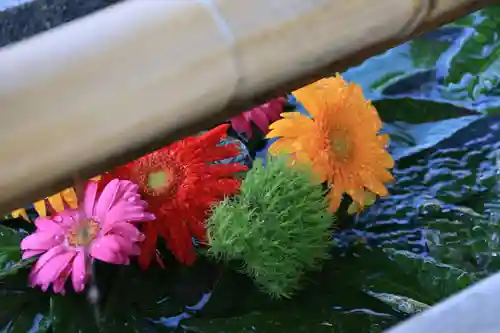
[67,219,100,247]
[134,153,183,197]
[329,130,352,159]
[145,167,177,196]
[148,170,170,190]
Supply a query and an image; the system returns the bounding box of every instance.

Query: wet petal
[105,222,145,242]
[30,251,76,291]
[94,179,120,221]
[34,217,64,234]
[21,231,64,251]
[52,266,72,294]
[84,181,98,219]
[71,251,87,292]
[90,237,121,264]
[30,245,68,277]
[22,249,45,259]
[55,210,82,229]
[104,201,154,226]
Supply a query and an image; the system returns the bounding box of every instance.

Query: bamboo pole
[0,0,495,214]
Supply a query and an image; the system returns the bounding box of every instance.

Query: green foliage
[0,224,31,281]
[373,98,480,124]
[446,6,500,99]
[207,156,334,298]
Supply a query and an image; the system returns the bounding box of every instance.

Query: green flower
[207,156,334,298]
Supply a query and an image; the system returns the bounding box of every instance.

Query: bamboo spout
[0,0,495,214]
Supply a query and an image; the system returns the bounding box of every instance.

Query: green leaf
[342,28,458,98]
[343,45,417,98]
[50,293,100,333]
[357,114,500,276]
[446,6,500,99]
[5,298,51,333]
[187,256,399,333]
[0,268,51,332]
[385,115,482,160]
[364,249,476,305]
[185,309,387,333]
[101,258,219,332]
[374,98,480,124]
[0,225,31,280]
[409,32,457,69]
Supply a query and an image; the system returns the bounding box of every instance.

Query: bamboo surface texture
[0,0,496,214]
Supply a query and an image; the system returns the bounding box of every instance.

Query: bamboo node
[398,0,436,38]
[199,0,243,108]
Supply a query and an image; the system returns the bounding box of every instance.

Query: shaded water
[1,3,500,333]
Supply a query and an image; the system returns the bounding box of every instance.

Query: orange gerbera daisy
[106,124,247,269]
[10,176,101,221]
[266,74,394,212]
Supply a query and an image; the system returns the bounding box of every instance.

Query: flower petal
[54,210,82,229]
[138,223,159,270]
[22,249,45,259]
[90,236,122,264]
[231,114,252,137]
[52,266,72,295]
[34,217,64,233]
[93,179,120,221]
[21,231,63,252]
[99,234,138,264]
[106,222,145,242]
[30,251,76,292]
[104,201,154,227]
[71,251,87,292]
[84,181,98,219]
[30,245,68,278]
[249,109,270,133]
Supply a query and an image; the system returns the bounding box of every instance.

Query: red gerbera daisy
[107,124,247,269]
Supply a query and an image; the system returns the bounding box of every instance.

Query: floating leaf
[374,98,480,124]
[446,6,500,99]
[385,115,482,160]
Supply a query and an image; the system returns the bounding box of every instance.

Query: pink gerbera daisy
[230,97,287,138]
[20,179,155,294]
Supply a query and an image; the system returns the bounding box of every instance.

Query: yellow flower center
[67,219,100,247]
[329,130,352,159]
[145,167,177,197]
[134,154,183,198]
[148,170,171,190]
